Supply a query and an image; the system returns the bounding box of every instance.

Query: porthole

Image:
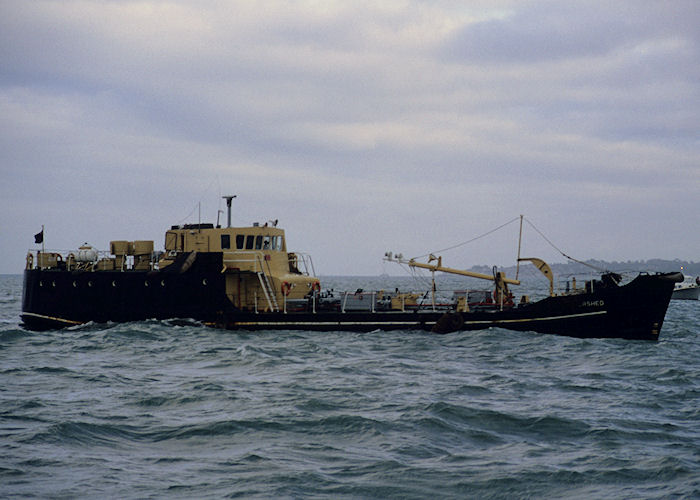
[202,278,208,286]
[39,281,44,287]
[112,281,117,287]
[88,281,93,287]
[73,281,77,288]
[52,281,56,287]
[144,281,150,287]
[161,280,166,287]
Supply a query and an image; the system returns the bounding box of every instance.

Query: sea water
[1,274,699,499]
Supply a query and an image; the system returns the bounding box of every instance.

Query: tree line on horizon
[473,259,700,277]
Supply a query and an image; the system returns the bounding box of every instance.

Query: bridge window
[221,234,231,249]
[236,235,244,249]
[245,235,254,249]
[255,235,263,250]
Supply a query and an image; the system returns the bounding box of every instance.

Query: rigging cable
[389,259,433,290]
[523,217,607,273]
[412,216,521,260]
[177,178,222,226]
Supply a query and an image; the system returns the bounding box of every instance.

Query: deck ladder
[256,255,279,312]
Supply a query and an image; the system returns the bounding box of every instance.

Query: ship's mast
[516,214,524,280]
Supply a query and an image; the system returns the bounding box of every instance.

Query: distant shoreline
[473,258,700,276]
[4,258,698,278]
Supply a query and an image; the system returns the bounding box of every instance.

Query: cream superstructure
[160,222,320,311]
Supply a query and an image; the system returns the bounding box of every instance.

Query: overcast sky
[1,0,698,275]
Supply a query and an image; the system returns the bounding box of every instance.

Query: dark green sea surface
[1,274,699,499]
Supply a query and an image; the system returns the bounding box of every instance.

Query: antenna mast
[222,195,237,228]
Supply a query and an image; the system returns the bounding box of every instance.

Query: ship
[21,198,683,340]
[671,278,700,300]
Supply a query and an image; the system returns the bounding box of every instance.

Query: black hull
[21,260,681,340]
[218,273,678,340]
[21,253,228,328]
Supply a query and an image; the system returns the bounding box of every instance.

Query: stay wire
[395,262,433,290]
[523,217,607,273]
[177,178,221,225]
[412,216,521,260]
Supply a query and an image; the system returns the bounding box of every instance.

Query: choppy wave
[1,276,699,498]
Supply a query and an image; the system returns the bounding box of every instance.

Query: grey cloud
[439,1,700,64]
[1,1,698,274]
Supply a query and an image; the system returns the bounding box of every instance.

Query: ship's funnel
[222,195,237,228]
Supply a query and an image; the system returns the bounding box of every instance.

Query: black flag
[34,230,44,244]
